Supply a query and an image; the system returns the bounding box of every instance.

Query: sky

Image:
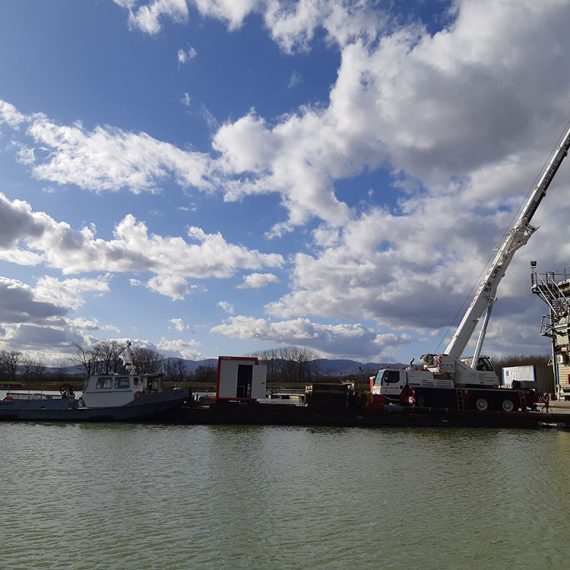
[1,0,570,366]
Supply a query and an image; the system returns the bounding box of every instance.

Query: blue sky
[1,0,570,365]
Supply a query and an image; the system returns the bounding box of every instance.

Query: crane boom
[445,124,570,359]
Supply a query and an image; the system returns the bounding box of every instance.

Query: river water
[1,423,569,569]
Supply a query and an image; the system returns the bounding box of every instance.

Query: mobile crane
[372,123,570,411]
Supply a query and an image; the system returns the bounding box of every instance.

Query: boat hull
[0,389,190,422]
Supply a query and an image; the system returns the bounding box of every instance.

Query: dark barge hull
[167,402,570,430]
[1,396,567,429]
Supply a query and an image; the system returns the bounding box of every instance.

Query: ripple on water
[1,424,570,569]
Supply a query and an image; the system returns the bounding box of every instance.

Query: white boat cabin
[81,374,163,408]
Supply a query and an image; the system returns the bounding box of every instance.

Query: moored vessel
[0,342,190,422]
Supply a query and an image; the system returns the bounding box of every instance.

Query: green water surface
[0,424,568,569]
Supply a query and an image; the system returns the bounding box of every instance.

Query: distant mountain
[173,358,217,372]
[52,357,403,378]
[167,357,401,376]
[312,359,401,376]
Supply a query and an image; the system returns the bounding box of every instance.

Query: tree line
[0,342,322,385]
[0,341,552,386]
[0,350,47,384]
[252,346,319,384]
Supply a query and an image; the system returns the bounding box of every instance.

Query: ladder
[456,389,465,410]
[519,391,527,412]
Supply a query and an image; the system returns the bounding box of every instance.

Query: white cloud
[34,275,111,310]
[67,316,117,332]
[263,0,387,53]
[205,0,568,237]
[147,275,197,300]
[1,323,80,352]
[217,300,235,314]
[177,45,198,64]
[263,168,570,358]
[192,0,260,30]
[115,1,388,51]
[23,113,214,193]
[0,100,25,128]
[288,71,302,89]
[157,337,203,359]
[237,272,279,289]
[0,278,67,324]
[0,278,107,362]
[181,92,191,107]
[115,0,189,35]
[169,317,188,331]
[203,0,570,360]
[107,1,570,237]
[211,315,412,358]
[213,111,352,231]
[0,193,284,299]
[0,192,50,248]
[1,100,218,195]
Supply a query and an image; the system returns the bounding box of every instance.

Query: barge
[165,399,570,430]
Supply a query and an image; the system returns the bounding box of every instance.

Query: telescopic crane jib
[422,123,570,384]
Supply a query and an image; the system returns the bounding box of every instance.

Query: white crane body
[373,124,570,410]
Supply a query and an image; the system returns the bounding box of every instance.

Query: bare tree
[71,342,98,377]
[166,358,188,382]
[0,350,23,382]
[93,340,128,374]
[293,346,318,383]
[71,340,128,376]
[131,347,164,375]
[71,340,165,377]
[194,364,216,383]
[253,348,281,382]
[253,346,318,384]
[0,352,6,382]
[20,358,46,384]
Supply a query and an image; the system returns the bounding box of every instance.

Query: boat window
[96,377,113,390]
[114,377,131,389]
[382,370,401,384]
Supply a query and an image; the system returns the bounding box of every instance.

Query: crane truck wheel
[501,399,515,413]
[475,398,489,412]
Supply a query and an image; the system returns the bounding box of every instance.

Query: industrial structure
[531,264,570,399]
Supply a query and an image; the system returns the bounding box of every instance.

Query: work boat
[0,373,189,422]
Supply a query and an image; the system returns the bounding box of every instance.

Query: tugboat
[0,342,190,422]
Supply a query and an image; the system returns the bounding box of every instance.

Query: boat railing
[5,392,57,401]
